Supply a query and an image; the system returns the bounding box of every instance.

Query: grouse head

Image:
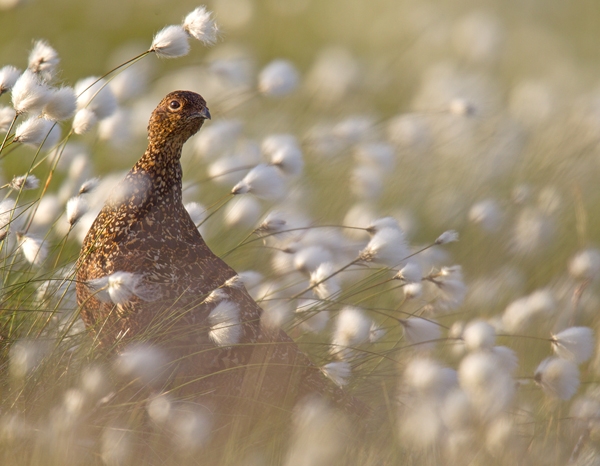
[147,90,211,144]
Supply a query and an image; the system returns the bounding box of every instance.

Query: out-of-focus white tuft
[310,262,341,300]
[150,25,191,58]
[426,265,468,312]
[66,196,89,227]
[534,357,580,400]
[321,361,351,387]
[359,227,409,267]
[75,77,118,120]
[401,317,441,350]
[223,195,261,228]
[17,233,48,266]
[13,116,60,147]
[27,40,60,81]
[403,357,457,399]
[502,289,556,333]
[331,306,370,360]
[258,59,299,97]
[42,87,77,121]
[183,6,219,46]
[12,70,51,114]
[0,105,16,131]
[435,230,459,245]
[114,343,170,386]
[10,174,39,191]
[0,65,21,95]
[296,299,329,333]
[72,108,98,134]
[87,271,160,305]
[551,327,594,364]
[231,163,286,200]
[263,134,304,176]
[208,300,241,347]
[395,261,422,283]
[462,320,496,351]
[569,248,600,281]
[469,198,503,233]
[193,119,243,160]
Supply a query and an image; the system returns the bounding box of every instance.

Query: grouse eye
[168,100,181,110]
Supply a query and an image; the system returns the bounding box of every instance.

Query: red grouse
[76,90,366,420]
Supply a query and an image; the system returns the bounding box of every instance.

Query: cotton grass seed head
[310,262,341,300]
[13,116,59,147]
[66,196,89,226]
[27,40,60,80]
[231,163,286,200]
[208,300,241,347]
[87,271,159,305]
[0,106,15,132]
[78,177,100,195]
[150,25,190,58]
[17,233,48,266]
[11,70,51,114]
[462,320,496,351]
[42,87,77,121]
[258,59,300,97]
[568,248,600,281]
[551,327,594,364]
[534,357,580,400]
[0,65,20,95]
[359,226,409,267]
[183,6,219,46]
[331,306,371,359]
[10,174,39,191]
[75,77,118,120]
[435,230,459,244]
[263,133,304,176]
[321,361,351,387]
[72,108,98,134]
[401,317,441,350]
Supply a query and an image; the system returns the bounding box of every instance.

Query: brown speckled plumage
[76,91,367,419]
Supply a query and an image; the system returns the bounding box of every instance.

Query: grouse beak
[199,107,211,120]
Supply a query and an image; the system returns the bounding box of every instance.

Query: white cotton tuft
[27,40,60,80]
[75,77,118,120]
[435,230,459,245]
[115,343,169,386]
[331,306,370,359]
[310,262,341,300]
[78,177,100,195]
[459,351,515,419]
[321,361,351,387]
[404,282,423,300]
[534,357,580,400]
[263,134,304,176]
[551,327,594,364]
[10,174,39,191]
[502,289,556,334]
[569,248,600,281]
[17,233,48,266]
[0,106,15,132]
[87,272,159,305]
[427,265,468,312]
[403,357,457,398]
[208,300,241,347]
[359,226,409,267]
[296,299,329,333]
[469,198,503,233]
[231,163,286,200]
[401,317,441,350]
[11,70,51,114]
[150,25,190,58]
[223,195,261,228]
[462,320,496,351]
[66,196,89,226]
[258,59,299,97]
[366,216,401,235]
[183,6,219,46]
[13,116,59,147]
[0,65,21,95]
[73,108,98,134]
[42,87,77,121]
[395,261,422,283]
[293,245,333,274]
[354,142,396,172]
[351,164,384,200]
[193,119,243,160]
